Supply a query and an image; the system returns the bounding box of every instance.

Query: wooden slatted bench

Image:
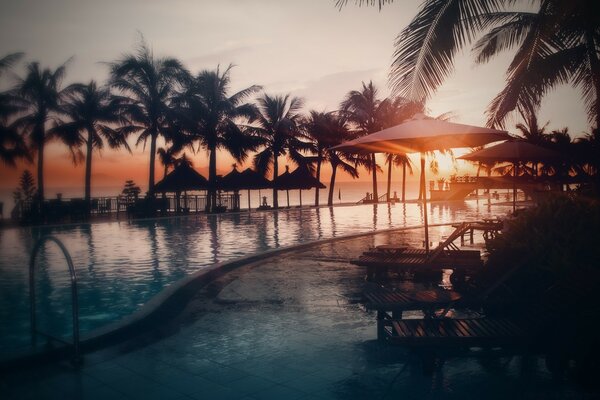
[355,249,483,281]
[385,318,529,347]
[365,289,463,338]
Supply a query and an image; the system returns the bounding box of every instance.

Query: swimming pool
[0,200,511,357]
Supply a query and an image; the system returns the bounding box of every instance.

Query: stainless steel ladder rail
[29,236,81,362]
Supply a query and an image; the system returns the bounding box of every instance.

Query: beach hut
[332,113,509,253]
[154,163,209,212]
[219,166,272,210]
[459,140,562,212]
[276,165,326,207]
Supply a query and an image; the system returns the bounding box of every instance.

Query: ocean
[0,180,426,216]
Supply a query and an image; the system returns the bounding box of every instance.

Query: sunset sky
[0,0,590,196]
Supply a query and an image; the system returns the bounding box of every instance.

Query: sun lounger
[354,222,485,281]
[375,267,600,379]
[364,258,531,339]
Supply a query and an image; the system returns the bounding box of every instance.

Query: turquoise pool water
[0,200,511,356]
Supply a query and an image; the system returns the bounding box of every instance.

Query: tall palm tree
[340,1,600,132]
[340,81,384,202]
[0,52,29,166]
[12,61,69,200]
[514,107,552,176]
[377,96,424,201]
[52,81,131,205]
[174,65,261,212]
[253,93,310,208]
[109,39,187,197]
[304,110,361,206]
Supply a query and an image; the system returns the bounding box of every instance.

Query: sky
[0,0,591,196]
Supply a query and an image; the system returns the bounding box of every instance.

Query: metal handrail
[29,236,80,362]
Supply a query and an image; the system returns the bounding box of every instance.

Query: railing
[12,193,242,222]
[356,192,388,204]
[29,236,81,364]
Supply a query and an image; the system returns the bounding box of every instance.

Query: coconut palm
[340,81,385,202]
[304,110,362,206]
[11,61,70,200]
[109,39,187,197]
[52,81,131,205]
[174,65,261,212]
[0,52,29,166]
[513,108,553,176]
[377,96,424,201]
[339,1,600,132]
[253,93,310,208]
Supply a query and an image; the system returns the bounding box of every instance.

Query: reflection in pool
[0,200,511,355]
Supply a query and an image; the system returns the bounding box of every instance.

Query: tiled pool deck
[1,226,590,399]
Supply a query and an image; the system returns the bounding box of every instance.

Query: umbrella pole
[421,154,430,254]
[513,162,517,213]
[287,190,290,208]
[248,189,251,211]
[299,190,302,207]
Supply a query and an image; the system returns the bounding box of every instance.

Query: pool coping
[0,221,458,370]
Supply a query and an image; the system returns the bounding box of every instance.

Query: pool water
[0,200,511,356]
[1,225,588,400]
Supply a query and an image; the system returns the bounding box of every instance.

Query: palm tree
[109,39,187,197]
[340,1,600,132]
[0,52,29,166]
[377,96,424,201]
[304,110,361,206]
[340,81,384,202]
[52,81,131,205]
[11,61,69,200]
[157,146,177,179]
[514,108,552,176]
[174,65,261,212]
[253,93,310,208]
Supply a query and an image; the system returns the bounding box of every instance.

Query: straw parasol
[219,166,272,210]
[154,163,209,192]
[275,165,326,207]
[154,163,209,212]
[459,140,562,212]
[331,114,509,253]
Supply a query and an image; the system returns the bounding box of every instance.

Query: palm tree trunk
[402,161,406,202]
[418,168,424,200]
[328,163,338,206]
[84,131,93,208]
[420,154,429,253]
[148,132,157,197]
[371,153,378,202]
[209,144,217,211]
[314,151,322,206]
[273,155,279,208]
[386,154,392,202]
[36,139,44,201]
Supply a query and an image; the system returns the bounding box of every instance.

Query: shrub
[486,195,600,278]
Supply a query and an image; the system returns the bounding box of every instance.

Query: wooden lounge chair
[354,222,484,281]
[364,257,532,339]
[376,268,600,378]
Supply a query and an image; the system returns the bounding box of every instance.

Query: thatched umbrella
[219,166,272,210]
[154,163,209,212]
[276,165,326,207]
[459,140,562,212]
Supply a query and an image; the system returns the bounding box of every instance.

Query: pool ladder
[29,236,81,363]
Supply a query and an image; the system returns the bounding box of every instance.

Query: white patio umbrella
[331,114,509,253]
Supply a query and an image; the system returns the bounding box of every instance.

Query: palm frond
[390,0,507,100]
